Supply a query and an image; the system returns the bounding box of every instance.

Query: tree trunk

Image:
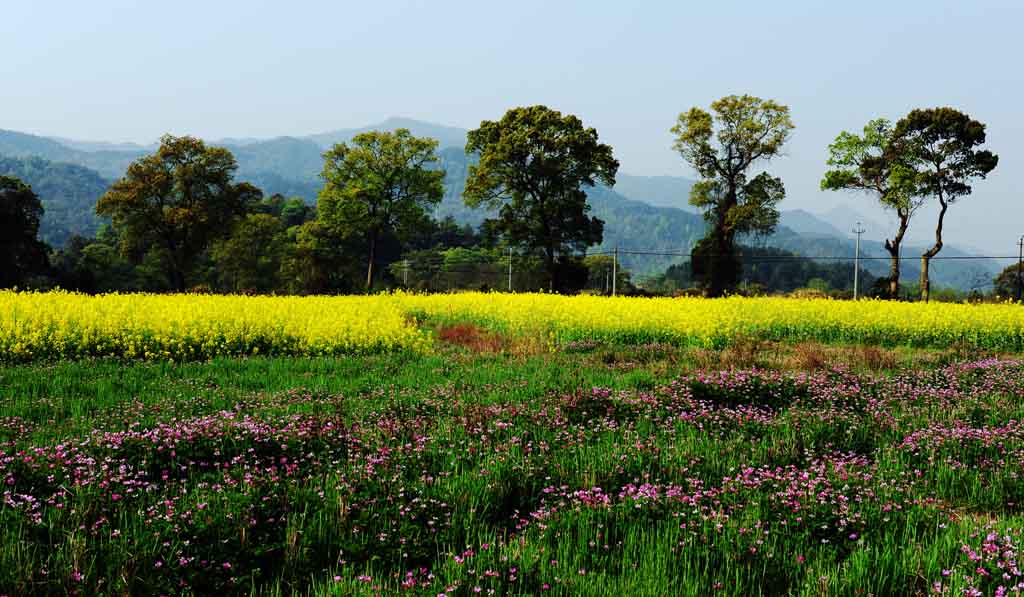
[365,233,377,292]
[708,183,739,298]
[920,198,948,303]
[887,254,900,299]
[544,245,557,293]
[885,212,909,299]
[919,254,931,303]
[171,268,186,293]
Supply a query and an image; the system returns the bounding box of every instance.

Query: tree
[821,119,921,298]
[253,193,315,228]
[211,213,288,293]
[463,105,618,292]
[891,108,998,302]
[0,175,49,288]
[95,135,260,291]
[583,254,632,294]
[319,129,445,290]
[672,95,793,296]
[279,219,364,295]
[993,263,1023,300]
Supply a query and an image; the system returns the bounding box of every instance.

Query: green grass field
[2,334,1024,595]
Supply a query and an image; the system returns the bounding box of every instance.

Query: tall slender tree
[463,105,618,292]
[891,108,998,302]
[672,95,793,296]
[318,129,445,290]
[821,119,921,298]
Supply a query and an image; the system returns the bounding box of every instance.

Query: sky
[3,0,1022,253]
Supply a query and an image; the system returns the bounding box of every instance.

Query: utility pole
[1017,235,1023,302]
[852,222,866,300]
[612,246,619,297]
[403,259,409,286]
[507,246,513,293]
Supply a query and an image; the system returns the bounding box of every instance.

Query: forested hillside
[612,173,695,211]
[0,123,1003,290]
[0,155,109,246]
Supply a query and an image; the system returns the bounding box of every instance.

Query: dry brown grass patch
[790,342,829,371]
[436,322,509,354]
[854,345,899,371]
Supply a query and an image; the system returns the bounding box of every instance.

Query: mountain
[765,226,1002,292]
[0,123,1005,289]
[1,129,83,163]
[0,129,143,179]
[816,205,889,242]
[0,155,110,247]
[305,117,469,150]
[779,209,846,238]
[612,174,695,211]
[586,186,704,274]
[225,137,324,182]
[47,137,154,153]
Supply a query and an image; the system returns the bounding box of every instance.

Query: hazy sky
[3,1,1022,252]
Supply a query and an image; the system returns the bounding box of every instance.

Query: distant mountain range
[0,119,1005,291]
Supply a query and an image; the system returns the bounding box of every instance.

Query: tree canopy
[463,105,618,291]
[672,95,793,296]
[891,107,998,301]
[821,118,921,297]
[0,175,49,288]
[318,129,445,290]
[95,135,260,291]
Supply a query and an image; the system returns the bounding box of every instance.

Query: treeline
[3,108,621,295]
[1,98,1009,299]
[647,246,875,297]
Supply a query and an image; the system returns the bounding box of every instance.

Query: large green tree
[821,118,920,298]
[318,129,445,290]
[0,175,49,288]
[891,108,998,302]
[95,135,260,291]
[993,262,1023,300]
[463,105,618,291]
[672,95,793,297]
[211,213,288,293]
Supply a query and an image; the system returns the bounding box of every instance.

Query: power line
[604,249,1019,261]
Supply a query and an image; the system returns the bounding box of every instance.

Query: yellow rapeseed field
[2,290,1023,362]
[0,290,430,362]
[391,292,1024,350]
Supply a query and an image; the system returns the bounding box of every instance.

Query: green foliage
[464,105,619,291]
[95,135,261,291]
[210,214,288,293]
[672,95,794,296]
[0,175,49,288]
[582,254,633,294]
[689,233,741,295]
[4,347,1024,594]
[318,128,445,290]
[821,118,923,298]
[892,107,999,301]
[821,119,918,209]
[655,245,875,296]
[894,108,999,206]
[0,116,1007,298]
[50,233,140,293]
[994,263,1024,300]
[278,220,360,295]
[0,155,110,247]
